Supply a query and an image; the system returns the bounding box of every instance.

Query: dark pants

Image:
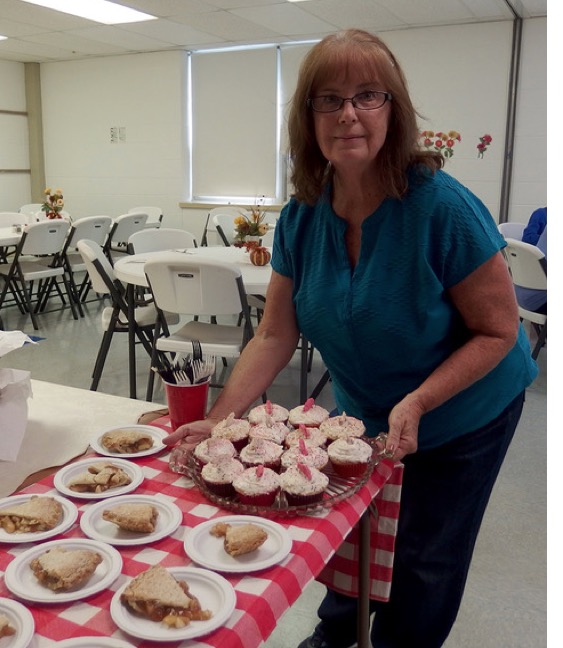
[317,392,525,648]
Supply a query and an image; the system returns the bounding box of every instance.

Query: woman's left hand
[383,393,425,461]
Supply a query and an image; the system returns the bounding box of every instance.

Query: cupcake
[280,463,329,506]
[285,423,327,448]
[280,439,329,471]
[193,437,236,467]
[211,412,251,451]
[249,417,290,445]
[201,458,244,498]
[327,437,373,478]
[232,465,280,506]
[248,400,289,425]
[239,438,283,471]
[288,398,329,428]
[320,412,366,441]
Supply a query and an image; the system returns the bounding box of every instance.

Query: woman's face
[312,70,391,174]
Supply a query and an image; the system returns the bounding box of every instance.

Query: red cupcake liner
[330,461,368,478]
[235,489,279,507]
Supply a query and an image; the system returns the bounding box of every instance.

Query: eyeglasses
[307,90,392,113]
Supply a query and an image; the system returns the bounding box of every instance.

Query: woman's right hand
[163,418,216,450]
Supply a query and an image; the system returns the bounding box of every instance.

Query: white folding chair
[498,222,526,240]
[128,206,164,230]
[128,228,197,254]
[77,239,169,395]
[0,220,79,329]
[143,254,257,401]
[104,212,148,265]
[60,215,113,313]
[503,238,547,359]
[19,204,43,219]
[202,207,241,246]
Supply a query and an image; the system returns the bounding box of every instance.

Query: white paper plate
[0,597,35,648]
[90,424,167,459]
[80,494,182,546]
[4,538,122,604]
[110,566,236,642]
[0,494,78,544]
[184,515,292,573]
[57,638,136,647]
[53,458,144,500]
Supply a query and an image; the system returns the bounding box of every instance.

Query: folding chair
[128,228,197,254]
[104,212,148,265]
[144,254,258,401]
[0,220,79,329]
[59,215,113,315]
[128,206,164,230]
[503,238,547,359]
[77,239,170,395]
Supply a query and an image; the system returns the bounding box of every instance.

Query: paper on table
[0,368,32,462]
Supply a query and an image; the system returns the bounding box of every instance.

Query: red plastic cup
[164,378,210,431]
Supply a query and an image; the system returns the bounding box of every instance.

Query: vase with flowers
[41,188,65,219]
[233,196,270,248]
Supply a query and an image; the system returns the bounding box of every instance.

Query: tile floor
[0,296,547,648]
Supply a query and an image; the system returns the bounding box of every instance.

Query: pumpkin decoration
[249,246,271,266]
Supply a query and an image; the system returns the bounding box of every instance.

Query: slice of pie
[67,462,132,493]
[121,565,212,628]
[0,495,63,534]
[102,503,158,533]
[210,522,268,556]
[101,428,154,454]
[30,546,103,591]
[0,614,16,638]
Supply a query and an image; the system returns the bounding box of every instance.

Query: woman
[165,29,538,647]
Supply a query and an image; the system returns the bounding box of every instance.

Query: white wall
[0,18,547,241]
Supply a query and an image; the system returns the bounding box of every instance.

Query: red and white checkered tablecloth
[0,419,402,648]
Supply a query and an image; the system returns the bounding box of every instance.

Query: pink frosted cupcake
[193,437,236,467]
[285,423,327,448]
[211,412,251,451]
[327,437,373,478]
[232,465,280,506]
[280,439,329,471]
[320,412,366,441]
[280,463,329,506]
[239,438,283,472]
[288,398,329,428]
[248,400,289,425]
[249,418,290,445]
[201,458,244,497]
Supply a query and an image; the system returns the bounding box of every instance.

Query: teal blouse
[271,169,538,450]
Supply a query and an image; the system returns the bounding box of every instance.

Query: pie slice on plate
[0,495,63,534]
[101,429,154,454]
[30,546,103,591]
[121,565,212,628]
[0,613,15,638]
[102,503,158,533]
[67,462,132,493]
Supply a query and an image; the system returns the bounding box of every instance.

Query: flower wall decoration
[420,130,461,158]
[233,195,269,246]
[477,134,493,158]
[41,187,64,219]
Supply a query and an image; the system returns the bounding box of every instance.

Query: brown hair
[287,29,443,205]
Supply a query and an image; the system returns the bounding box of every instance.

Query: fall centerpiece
[233,196,269,247]
[41,188,64,219]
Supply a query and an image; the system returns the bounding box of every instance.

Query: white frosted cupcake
[288,398,329,428]
[201,458,244,497]
[327,437,373,478]
[211,412,251,451]
[280,463,329,506]
[320,412,366,441]
[280,439,329,471]
[232,465,280,506]
[249,418,290,445]
[193,437,236,466]
[285,423,327,448]
[248,400,289,425]
[239,438,283,471]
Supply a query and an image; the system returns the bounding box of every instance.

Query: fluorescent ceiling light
[0,35,7,40]
[20,0,157,24]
